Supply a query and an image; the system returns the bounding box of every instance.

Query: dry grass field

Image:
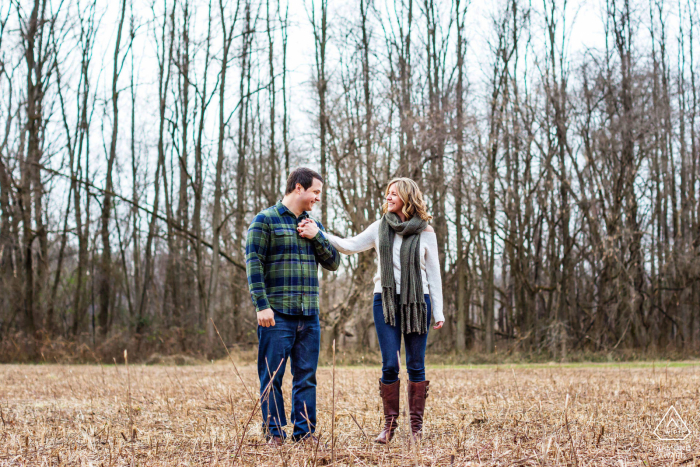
[1,360,699,466]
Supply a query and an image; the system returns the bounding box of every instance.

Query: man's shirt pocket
[271,227,297,257]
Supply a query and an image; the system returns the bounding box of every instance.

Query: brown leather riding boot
[374,379,400,444]
[407,380,430,441]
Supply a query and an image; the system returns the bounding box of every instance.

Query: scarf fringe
[400,301,428,335]
[381,287,396,327]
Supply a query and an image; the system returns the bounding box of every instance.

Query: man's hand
[434,321,444,330]
[297,219,320,239]
[257,308,275,327]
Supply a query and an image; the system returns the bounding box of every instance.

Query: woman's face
[386,184,405,215]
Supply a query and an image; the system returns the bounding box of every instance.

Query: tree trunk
[98,0,127,336]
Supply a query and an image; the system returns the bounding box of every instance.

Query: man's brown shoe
[267,435,284,447]
[295,434,321,449]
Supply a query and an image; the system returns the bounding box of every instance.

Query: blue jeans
[257,311,320,440]
[373,293,431,383]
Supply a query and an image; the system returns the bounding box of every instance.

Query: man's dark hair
[285,167,324,194]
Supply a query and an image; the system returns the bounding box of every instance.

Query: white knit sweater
[324,220,444,323]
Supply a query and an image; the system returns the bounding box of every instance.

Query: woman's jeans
[373,293,431,383]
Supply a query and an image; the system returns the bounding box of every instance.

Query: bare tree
[309,0,331,320]
[206,0,241,352]
[98,0,128,336]
[453,0,469,351]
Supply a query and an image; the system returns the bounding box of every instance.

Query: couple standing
[245,167,444,446]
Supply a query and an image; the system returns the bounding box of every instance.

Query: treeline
[0,0,698,360]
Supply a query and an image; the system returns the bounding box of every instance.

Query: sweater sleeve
[424,233,444,323]
[324,221,379,255]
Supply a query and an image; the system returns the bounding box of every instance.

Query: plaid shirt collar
[275,201,310,221]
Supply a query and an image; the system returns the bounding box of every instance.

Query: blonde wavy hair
[381,178,433,222]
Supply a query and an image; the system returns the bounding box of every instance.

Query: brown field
[1,361,699,466]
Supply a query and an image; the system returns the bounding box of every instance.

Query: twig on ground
[331,339,336,466]
[211,318,254,402]
[124,350,134,440]
[231,358,284,466]
[563,394,578,467]
[349,412,369,442]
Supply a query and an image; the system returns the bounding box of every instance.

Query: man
[245,167,340,445]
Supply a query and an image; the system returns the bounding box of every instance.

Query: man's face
[297,178,323,212]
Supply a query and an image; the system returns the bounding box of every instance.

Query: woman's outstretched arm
[424,231,445,328]
[317,220,379,255]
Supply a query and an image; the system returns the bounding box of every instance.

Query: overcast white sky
[3,0,689,230]
[88,0,616,152]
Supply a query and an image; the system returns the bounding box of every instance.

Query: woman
[301,178,443,443]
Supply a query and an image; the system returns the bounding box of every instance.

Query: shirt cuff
[253,295,271,313]
[313,231,328,243]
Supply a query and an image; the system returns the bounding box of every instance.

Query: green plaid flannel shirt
[245,202,340,316]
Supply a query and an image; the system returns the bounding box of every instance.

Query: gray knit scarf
[378,212,428,334]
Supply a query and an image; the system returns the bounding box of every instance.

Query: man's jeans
[373,293,432,383]
[257,311,320,440]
